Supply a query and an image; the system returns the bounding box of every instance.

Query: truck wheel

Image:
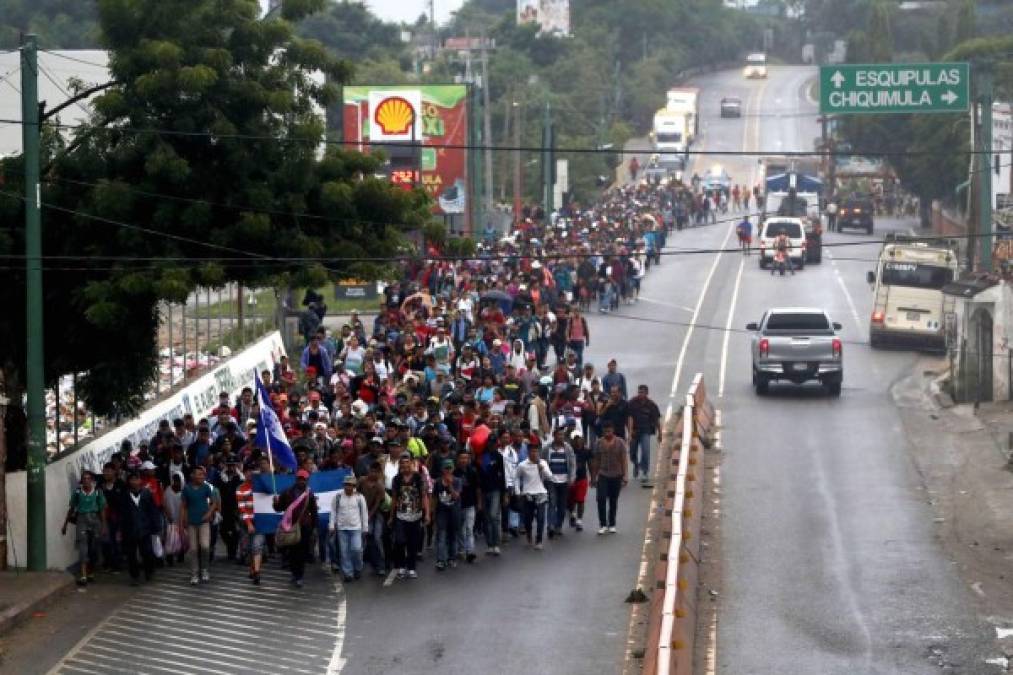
[827,382,842,397]
[869,333,881,349]
[754,373,768,395]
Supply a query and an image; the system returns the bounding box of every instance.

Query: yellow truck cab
[867,237,959,349]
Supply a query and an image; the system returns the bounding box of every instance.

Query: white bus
[867,239,959,349]
[744,52,768,79]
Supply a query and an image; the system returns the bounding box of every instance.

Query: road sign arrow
[941,90,958,105]
[831,71,846,89]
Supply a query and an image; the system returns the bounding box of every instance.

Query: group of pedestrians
[62,173,681,589]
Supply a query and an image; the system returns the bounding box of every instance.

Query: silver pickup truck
[746,307,844,396]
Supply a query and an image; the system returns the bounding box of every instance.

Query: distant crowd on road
[62,173,750,589]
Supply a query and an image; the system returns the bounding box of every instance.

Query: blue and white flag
[252,468,352,534]
[254,373,298,471]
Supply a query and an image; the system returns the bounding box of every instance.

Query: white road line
[327,573,348,673]
[718,256,745,398]
[828,252,864,331]
[638,296,695,313]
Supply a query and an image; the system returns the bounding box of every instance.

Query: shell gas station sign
[344,85,470,226]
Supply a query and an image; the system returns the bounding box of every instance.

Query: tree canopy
[0,0,431,416]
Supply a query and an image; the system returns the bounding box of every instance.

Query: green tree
[0,0,431,418]
[955,0,976,43]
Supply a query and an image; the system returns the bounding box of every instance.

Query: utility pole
[480,29,493,216]
[542,101,554,214]
[22,34,46,571]
[513,100,521,222]
[0,374,8,570]
[976,65,994,272]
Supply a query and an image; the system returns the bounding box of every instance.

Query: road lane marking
[638,296,695,313]
[327,579,348,674]
[718,257,745,398]
[828,251,864,332]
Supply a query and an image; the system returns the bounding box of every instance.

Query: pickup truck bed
[747,308,844,396]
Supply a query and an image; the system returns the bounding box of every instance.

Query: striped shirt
[237,480,255,524]
[593,437,628,479]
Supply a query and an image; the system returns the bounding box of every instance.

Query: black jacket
[120,488,162,540]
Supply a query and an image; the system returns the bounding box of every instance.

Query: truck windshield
[763,222,802,238]
[881,262,953,290]
[765,313,830,332]
[655,132,682,143]
[747,55,766,65]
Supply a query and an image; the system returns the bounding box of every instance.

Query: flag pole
[256,372,279,495]
[264,425,278,496]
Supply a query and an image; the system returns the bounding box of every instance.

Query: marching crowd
[61,169,732,589]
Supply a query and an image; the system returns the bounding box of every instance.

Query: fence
[642,373,714,675]
[46,284,277,457]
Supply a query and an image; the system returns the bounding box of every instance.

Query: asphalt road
[11,66,1003,675]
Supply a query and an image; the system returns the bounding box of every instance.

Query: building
[993,102,1012,218]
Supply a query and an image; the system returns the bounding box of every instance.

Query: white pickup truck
[746,307,844,396]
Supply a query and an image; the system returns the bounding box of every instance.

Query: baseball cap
[140,461,156,471]
[296,469,310,479]
[343,474,358,485]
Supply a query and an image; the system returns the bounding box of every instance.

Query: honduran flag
[252,468,352,534]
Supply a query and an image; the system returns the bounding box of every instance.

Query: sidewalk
[893,357,1013,629]
[0,570,74,636]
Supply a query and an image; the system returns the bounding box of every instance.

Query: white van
[867,239,959,349]
[745,53,768,79]
[758,217,806,270]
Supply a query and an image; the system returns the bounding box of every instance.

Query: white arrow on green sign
[819,62,969,115]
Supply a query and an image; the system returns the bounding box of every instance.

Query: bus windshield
[747,54,766,65]
[881,262,953,290]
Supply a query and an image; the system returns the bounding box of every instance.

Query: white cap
[140,461,156,471]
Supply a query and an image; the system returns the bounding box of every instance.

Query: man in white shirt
[329,475,369,582]
[515,443,553,549]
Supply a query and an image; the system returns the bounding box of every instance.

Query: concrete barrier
[644,373,713,675]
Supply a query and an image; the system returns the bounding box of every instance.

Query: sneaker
[608,526,617,534]
[436,561,446,571]
[493,546,501,556]
[534,543,544,550]
[252,574,261,586]
[407,570,418,579]
[397,568,407,579]
[200,570,210,583]
[189,574,199,586]
[597,527,608,535]
[569,515,577,528]
[466,553,477,564]
[449,559,458,569]
[575,519,584,532]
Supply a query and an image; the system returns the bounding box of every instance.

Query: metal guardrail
[644,373,713,675]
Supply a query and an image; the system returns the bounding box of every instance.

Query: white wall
[5,331,286,570]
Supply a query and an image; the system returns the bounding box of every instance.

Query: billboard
[517,0,570,36]
[343,85,470,224]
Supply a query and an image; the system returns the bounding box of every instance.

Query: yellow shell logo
[374,96,415,135]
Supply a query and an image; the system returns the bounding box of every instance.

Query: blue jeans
[457,506,476,555]
[436,507,460,563]
[365,513,386,573]
[522,496,547,543]
[567,340,585,369]
[337,530,363,577]
[547,481,569,531]
[484,490,502,547]
[629,432,653,479]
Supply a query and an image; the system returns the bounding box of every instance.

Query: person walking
[236,463,265,585]
[120,472,161,586]
[180,466,219,585]
[433,459,462,570]
[272,469,319,588]
[568,431,591,531]
[627,384,663,486]
[390,455,430,579]
[329,475,369,582]
[565,308,590,370]
[454,450,482,563]
[359,462,389,576]
[515,441,553,549]
[591,421,628,534]
[544,429,576,538]
[736,216,753,256]
[61,470,107,586]
[601,359,628,400]
[479,434,507,556]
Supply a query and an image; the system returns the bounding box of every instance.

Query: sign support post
[976,65,994,272]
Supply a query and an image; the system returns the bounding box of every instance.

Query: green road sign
[819,62,969,115]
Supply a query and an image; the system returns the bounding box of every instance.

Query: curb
[0,573,75,637]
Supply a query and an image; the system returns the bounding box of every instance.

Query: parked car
[720,97,742,118]
[746,308,844,396]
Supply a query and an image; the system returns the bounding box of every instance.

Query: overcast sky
[365,0,466,25]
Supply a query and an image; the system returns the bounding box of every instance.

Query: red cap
[305,366,318,376]
[296,469,310,479]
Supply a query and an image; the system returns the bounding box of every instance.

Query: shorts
[244,531,265,556]
[738,234,751,244]
[567,478,589,508]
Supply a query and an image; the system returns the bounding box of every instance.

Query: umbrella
[400,292,433,321]
[480,290,514,314]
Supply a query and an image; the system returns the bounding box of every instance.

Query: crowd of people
[62,166,741,589]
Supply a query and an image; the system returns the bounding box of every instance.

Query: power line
[37,63,93,120]
[0,117,1005,158]
[37,49,108,69]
